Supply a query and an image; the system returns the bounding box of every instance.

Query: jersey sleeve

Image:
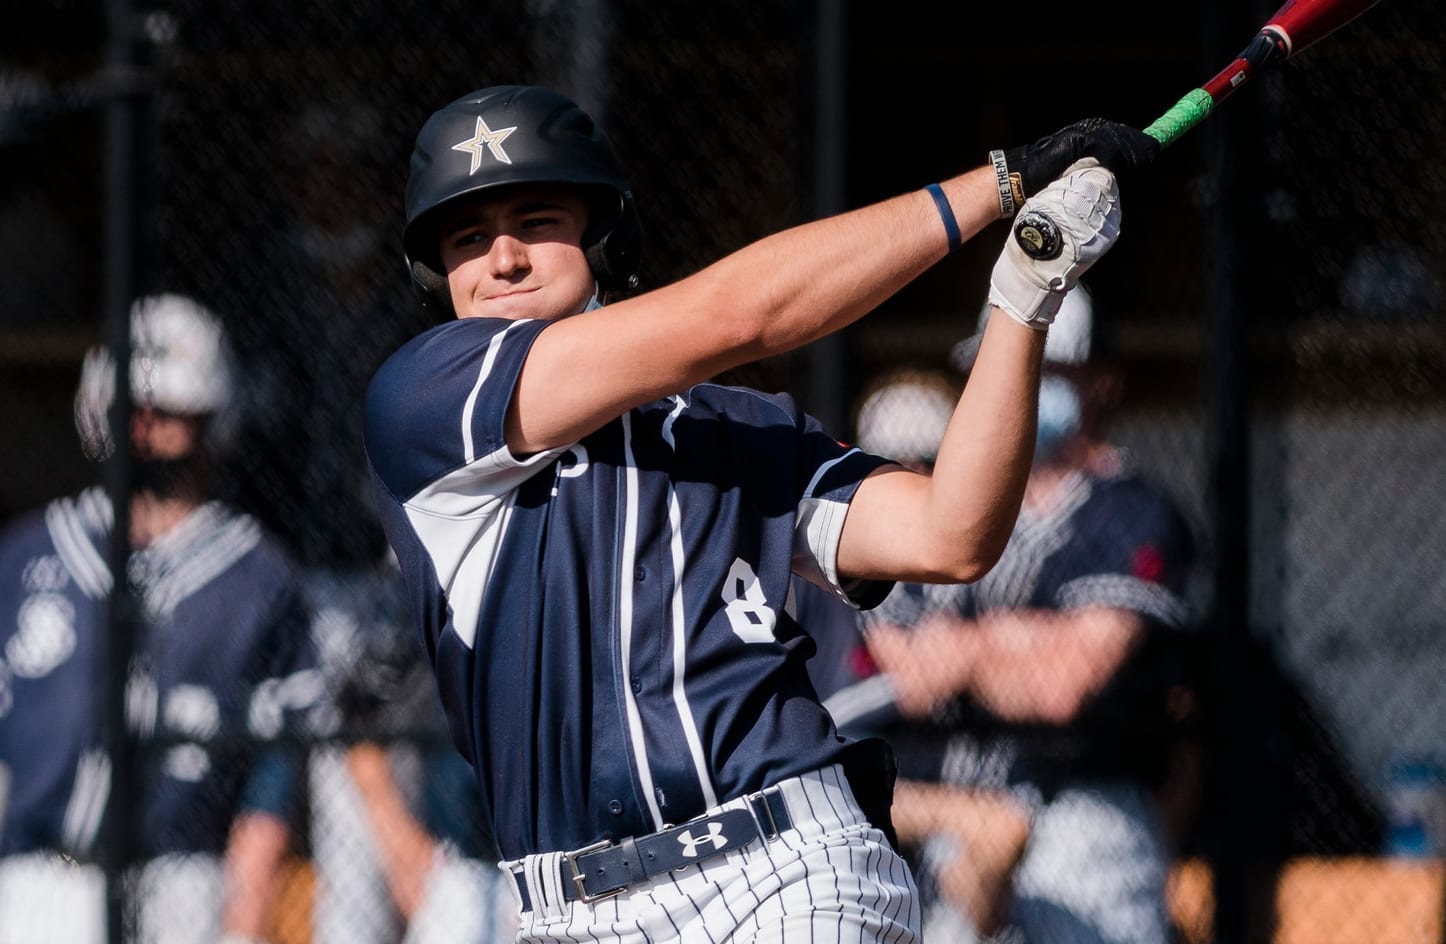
[363,317,566,505]
[235,747,301,821]
[789,410,895,609]
[1050,476,1196,630]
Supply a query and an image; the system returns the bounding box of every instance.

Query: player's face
[131,408,203,460]
[438,185,595,321]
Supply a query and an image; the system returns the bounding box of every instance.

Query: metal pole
[1202,0,1277,939]
[803,0,848,433]
[100,0,147,939]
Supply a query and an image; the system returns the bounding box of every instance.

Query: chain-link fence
[1,0,1444,941]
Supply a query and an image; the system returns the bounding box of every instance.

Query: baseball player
[306,554,516,944]
[845,287,1200,943]
[0,294,321,944]
[362,85,1157,942]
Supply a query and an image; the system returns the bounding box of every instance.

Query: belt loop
[525,850,570,921]
[748,788,780,841]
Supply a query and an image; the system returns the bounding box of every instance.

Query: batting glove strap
[989,158,1121,328]
[996,117,1157,217]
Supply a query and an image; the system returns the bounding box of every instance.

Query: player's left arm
[220,809,290,940]
[838,164,1121,584]
[839,311,1045,585]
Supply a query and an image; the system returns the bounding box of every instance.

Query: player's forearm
[843,313,1044,583]
[671,166,1001,370]
[920,313,1045,577]
[965,607,1144,723]
[346,744,438,917]
[221,811,290,937]
[865,617,984,716]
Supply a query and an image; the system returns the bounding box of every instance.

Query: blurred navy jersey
[0,488,319,859]
[364,316,893,860]
[861,469,1197,796]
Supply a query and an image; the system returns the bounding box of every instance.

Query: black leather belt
[511,788,793,911]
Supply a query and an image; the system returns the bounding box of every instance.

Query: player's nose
[488,232,529,275]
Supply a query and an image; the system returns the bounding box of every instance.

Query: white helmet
[950,283,1094,373]
[74,293,236,461]
[853,369,957,466]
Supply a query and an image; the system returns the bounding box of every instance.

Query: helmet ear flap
[585,191,643,293]
[410,257,455,317]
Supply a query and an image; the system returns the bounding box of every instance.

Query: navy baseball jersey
[0,488,319,859]
[364,316,893,860]
[847,468,1196,794]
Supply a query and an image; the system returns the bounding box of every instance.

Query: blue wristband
[925,183,962,252]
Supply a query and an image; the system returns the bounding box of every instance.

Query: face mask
[132,456,201,497]
[1036,374,1082,463]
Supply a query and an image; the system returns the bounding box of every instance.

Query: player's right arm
[510,120,1155,457]
[511,166,1002,452]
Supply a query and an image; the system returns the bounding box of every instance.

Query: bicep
[835,466,952,583]
[508,283,754,453]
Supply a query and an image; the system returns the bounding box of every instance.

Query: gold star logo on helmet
[451,116,518,173]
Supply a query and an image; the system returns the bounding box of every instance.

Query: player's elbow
[1032,690,1090,725]
[912,531,1007,584]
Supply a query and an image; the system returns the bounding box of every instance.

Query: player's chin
[470,288,550,321]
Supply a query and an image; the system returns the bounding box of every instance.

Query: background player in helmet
[844,286,1202,943]
[0,294,321,944]
[364,84,1159,941]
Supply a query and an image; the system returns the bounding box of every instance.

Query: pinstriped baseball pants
[503,764,921,943]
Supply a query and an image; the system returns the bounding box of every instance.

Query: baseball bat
[1012,0,1385,259]
[1142,0,1386,147]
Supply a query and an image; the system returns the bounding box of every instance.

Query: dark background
[2,1,1444,940]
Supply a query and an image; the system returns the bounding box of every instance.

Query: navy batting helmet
[402,85,643,315]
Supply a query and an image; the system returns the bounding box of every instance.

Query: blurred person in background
[803,286,1202,944]
[306,552,515,944]
[0,293,321,944]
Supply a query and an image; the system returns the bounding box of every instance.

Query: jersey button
[631,676,642,694]
[634,566,647,582]
[608,799,624,815]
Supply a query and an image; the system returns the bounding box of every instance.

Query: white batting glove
[988,158,1120,328]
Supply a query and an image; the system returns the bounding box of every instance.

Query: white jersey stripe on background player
[821,675,897,736]
[60,749,109,852]
[46,499,110,598]
[1058,573,1190,625]
[662,396,720,809]
[142,510,261,618]
[617,411,665,830]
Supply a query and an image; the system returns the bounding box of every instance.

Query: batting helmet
[949,283,1096,373]
[403,85,643,315]
[853,368,958,467]
[74,293,236,461]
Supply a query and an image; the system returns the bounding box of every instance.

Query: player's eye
[450,228,489,249]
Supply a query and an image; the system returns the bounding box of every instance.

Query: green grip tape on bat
[1142,88,1215,147]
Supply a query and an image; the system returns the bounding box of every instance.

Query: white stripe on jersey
[46,497,110,599]
[61,748,110,853]
[1058,573,1189,628]
[461,323,519,464]
[139,506,261,619]
[402,446,563,649]
[822,674,898,730]
[792,450,864,598]
[661,397,719,810]
[617,412,665,830]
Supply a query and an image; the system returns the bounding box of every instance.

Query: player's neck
[129,490,203,548]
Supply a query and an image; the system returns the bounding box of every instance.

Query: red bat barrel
[1264,0,1384,59]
